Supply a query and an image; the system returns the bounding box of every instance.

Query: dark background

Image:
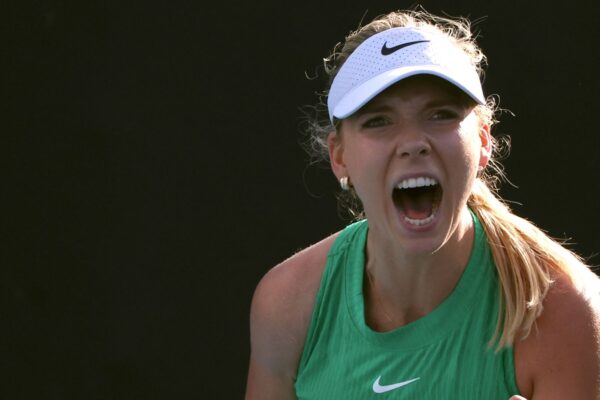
[5,0,599,398]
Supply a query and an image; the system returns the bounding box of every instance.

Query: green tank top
[294,213,520,399]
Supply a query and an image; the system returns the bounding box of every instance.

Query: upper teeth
[396,177,438,190]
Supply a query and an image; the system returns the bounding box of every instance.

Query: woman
[246,9,600,399]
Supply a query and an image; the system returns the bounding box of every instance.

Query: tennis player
[246,8,600,399]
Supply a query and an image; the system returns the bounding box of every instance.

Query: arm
[514,270,600,399]
[245,234,337,400]
[245,266,303,400]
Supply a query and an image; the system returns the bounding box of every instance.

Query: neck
[363,208,475,330]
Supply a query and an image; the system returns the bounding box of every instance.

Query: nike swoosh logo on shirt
[372,376,420,393]
[380,40,429,55]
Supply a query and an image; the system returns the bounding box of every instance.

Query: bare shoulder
[515,266,600,399]
[245,231,340,398]
[250,231,340,354]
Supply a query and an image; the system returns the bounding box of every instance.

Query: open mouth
[392,177,442,226]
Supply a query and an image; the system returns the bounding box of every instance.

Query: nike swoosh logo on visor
[372,376,420,393]
[381,40,429,55]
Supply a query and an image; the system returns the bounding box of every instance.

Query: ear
[327,130,348,181]
[478,123,492,169]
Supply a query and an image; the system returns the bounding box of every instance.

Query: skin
[328,76,490,326]
[245,76,600,399]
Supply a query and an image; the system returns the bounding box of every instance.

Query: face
[328,75,491,255]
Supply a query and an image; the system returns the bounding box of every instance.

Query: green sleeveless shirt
[294,214,520,399]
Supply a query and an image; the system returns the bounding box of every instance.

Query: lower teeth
[404,211,436,226]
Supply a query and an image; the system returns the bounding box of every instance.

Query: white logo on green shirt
[372,376,420,393]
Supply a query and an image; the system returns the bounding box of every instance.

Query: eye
[430,108,460,121]
[361,115,391,129]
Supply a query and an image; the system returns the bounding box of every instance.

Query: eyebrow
[424,95,471,108]
[355,102,394,116]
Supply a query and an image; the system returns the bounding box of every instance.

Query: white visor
[327,27,485,122]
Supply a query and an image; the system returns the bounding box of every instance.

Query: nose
[395,128,431,159]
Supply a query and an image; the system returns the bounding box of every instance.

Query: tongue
[396,187,434,220]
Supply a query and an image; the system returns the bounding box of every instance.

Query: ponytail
[468,179,596,349]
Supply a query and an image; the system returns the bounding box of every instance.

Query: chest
[295,329,517,399]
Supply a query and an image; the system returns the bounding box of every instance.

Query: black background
[5,0,599,398]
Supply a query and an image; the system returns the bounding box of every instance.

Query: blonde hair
[303,7,598,349]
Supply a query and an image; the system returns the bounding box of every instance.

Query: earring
[340,176,351,191]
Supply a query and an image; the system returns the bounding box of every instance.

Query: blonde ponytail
[468,179,596,349]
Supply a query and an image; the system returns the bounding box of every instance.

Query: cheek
[345,139,386,176]
[343,142,390,205]
[457,121,483,169]
[434,131,481,183]
[458,140,481,176]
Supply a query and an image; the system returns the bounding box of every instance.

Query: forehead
[370,75,475,106]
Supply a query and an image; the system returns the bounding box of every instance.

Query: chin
[392,203,464,255]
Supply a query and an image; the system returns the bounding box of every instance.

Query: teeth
[396,177,437,190]
[405,210,437,226]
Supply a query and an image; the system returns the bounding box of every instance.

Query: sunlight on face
[329,75,486,255]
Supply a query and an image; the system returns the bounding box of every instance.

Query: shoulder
[514,266,600,399]
[250,231,340,344]
[247,231,340,387]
